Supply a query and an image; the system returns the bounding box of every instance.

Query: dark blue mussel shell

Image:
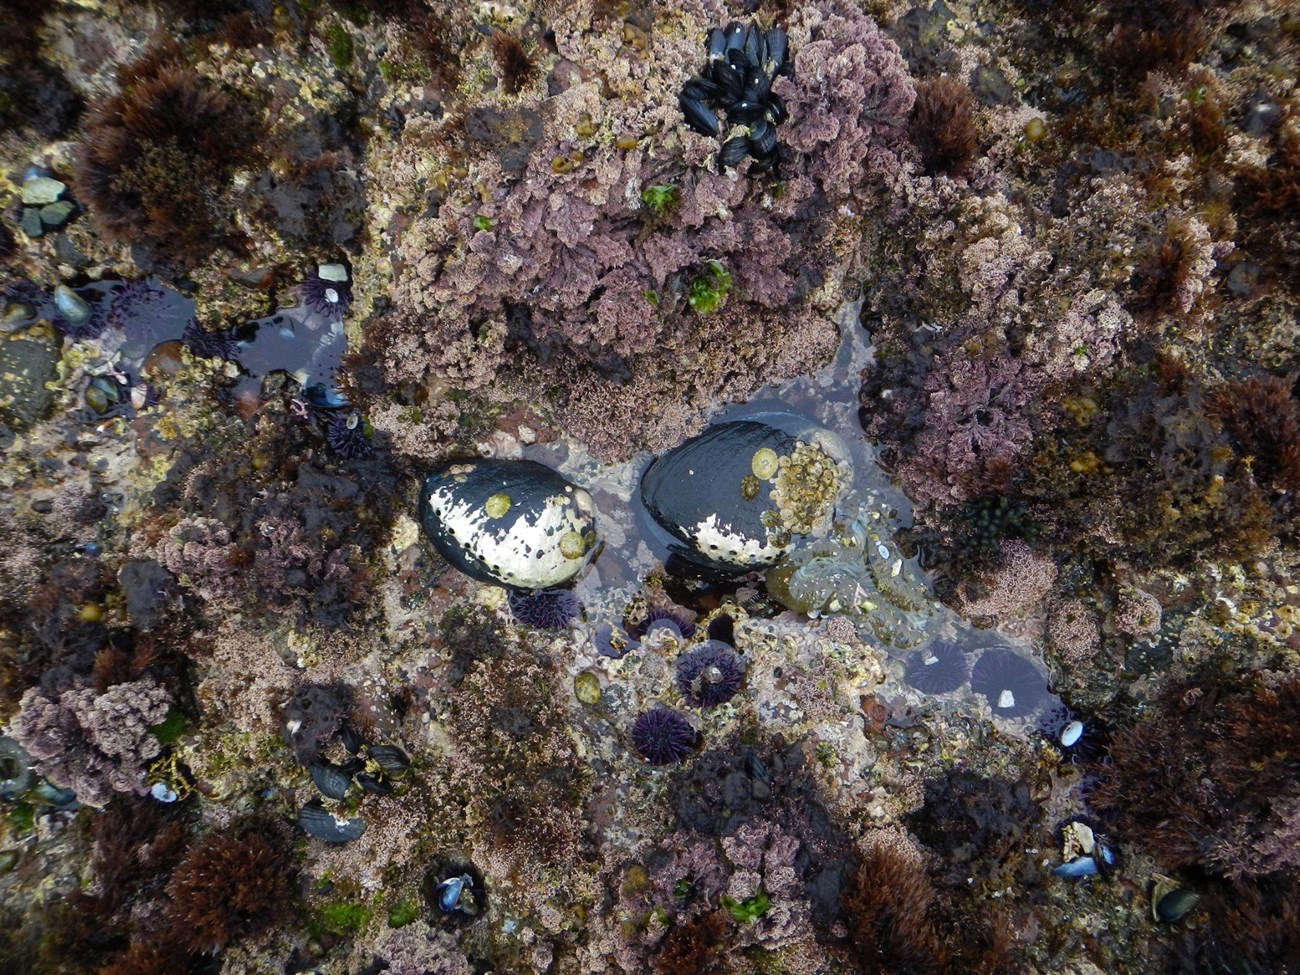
[419,458,599,590]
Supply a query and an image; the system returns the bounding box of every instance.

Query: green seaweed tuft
[687,260,732,315]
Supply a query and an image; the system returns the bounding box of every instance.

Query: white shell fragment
[1060,719,1084,747]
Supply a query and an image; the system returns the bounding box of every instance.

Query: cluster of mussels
[678,22,790,170]
[285,702,411,845]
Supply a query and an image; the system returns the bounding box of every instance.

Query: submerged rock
[0,327,61,429]
[419,458,599,589]
[640,413,851,573]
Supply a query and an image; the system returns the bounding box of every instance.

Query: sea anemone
[508,588,580,630]
[631,706,698,765]
[302,265,353,318]
[323,410,373,459]
[969,646,1049,718]
[903,641,971,695]
[675,641,745,708]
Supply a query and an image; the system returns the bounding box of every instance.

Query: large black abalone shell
[639,413,850,573]
[419,458,598,589]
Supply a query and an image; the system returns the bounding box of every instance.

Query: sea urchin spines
[631,705,698,765]
[903,640,971,695]
[675,641,745,708]
[636,606,697,641]
[181,317,238,360]
[324,410,373,459]
[508,587,580,630]
[970,646,1050,718]
[302,263,353,318]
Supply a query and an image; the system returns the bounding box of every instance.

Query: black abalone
[639,413,851,573]
[419,458,599,589]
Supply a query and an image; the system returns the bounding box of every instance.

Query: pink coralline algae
[382,1,915,458]
[775,5,915,199]
[894,352,1045,507]
[10,678,172,807]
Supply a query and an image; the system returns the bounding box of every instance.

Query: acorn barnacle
[639,413,851,574]
[678,21,791,170]
[419,458,599,590]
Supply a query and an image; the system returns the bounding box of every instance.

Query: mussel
[419,458,599,589]
[299,800,366,844]
[309,760,353,802]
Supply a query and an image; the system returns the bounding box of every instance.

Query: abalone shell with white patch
[419,458,598,589]
[639,413,851,573]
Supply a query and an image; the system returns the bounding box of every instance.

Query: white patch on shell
[689,513,787,567]
[997,689,1016,710]
[428,483,596,588]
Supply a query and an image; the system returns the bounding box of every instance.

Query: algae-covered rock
[0,327,60,429]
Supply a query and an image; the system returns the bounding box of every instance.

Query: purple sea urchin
[970,646,1049,718]
[181,317,238,360]
[508,588,579,630]
[324,411,373,459]
[903,641,971,695]
[631,706,698,765]
[302,266,352,318]
[636,606,697,641]
[675,641,745,708]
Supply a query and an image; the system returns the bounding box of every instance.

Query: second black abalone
[419,459,599,589]
[639,413,851,573]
